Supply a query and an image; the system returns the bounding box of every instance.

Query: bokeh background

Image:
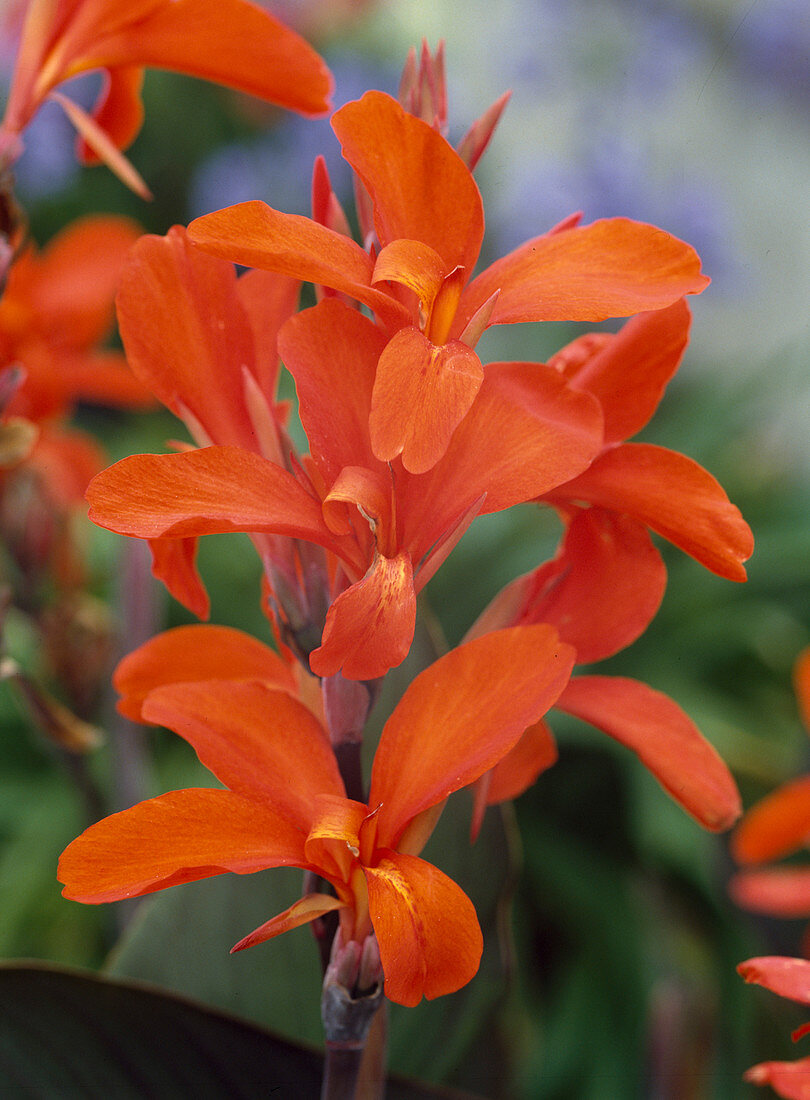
[2,1,810,1096]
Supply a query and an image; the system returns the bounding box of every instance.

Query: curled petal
[58,788,306,903]
[77,66,144,164]
[309,551,416,681]
[731,776,810,865]
[148,537,209,620]
[370,625,575,848]
[731,868,810,919]
[365,852,483,1006]
[114,624,296,722]
[557,676,741,830]
[141,681,343,825]
[551,442,754,581]
[231,894,346,954]
[369,328,483,473]
[457,217,709,332]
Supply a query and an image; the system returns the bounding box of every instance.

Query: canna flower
[730,649,810,948]
[188,88,710,475]
[0,0,332,196]
[59,624,576,1006]
[0,214,151,422]
[467,504,742,835]
[85,227,604,678]
[739,956,810,1098]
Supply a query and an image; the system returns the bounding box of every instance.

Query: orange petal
[507,509,666,663]
[553,298,691,444]
[51,91,152,198]
[370,625,575,848]
[189,201,409,331]
[148,536,210,620]
[730,868,810,919]
[486,719,558,805]
[731,776,810,864]
[550,442,753,581]
[332,91,484,276]
[141,681,343,827]
[795,649,810,735]
[236,267,300,400]
[278,299,385,483]
[365,852,483,1006]
[232,894,345,953]
[557,676,741,830]
[53,351,155,410]
[372,238,447,312]
[58,788,307,903]
[114,623,296,721]
[738,957,810,1006]
[76,66,144,164]
[117,226,280,448]
[457,217,709,332]
[309,551,416,681]
[743,1057,810,1097]
[304,795,368,884]
[86,446,355,565]
[369,328,483,474]
[396,361,603,572]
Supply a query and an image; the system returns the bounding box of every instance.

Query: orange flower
[0,0,332,196]
[58,624,576,1006]
[0,215,151,422]
[739,956,810,1098]
[189,89,709,474]
[730,650,810,939]
[85,227,604,677]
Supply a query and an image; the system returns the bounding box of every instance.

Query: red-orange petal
[231,894,345,953]
[141,680,343,828]
[730,868,810,919]
[58,788,307,903]
[795,650,810,735]
[114,623,296,722]
[76,65,144,164]
[743,1057,810,1097]
[86,446,354,564]
[370,625,575,849]
[365,852,483,1006]
[369,328,483,474]
[333,91,484,276]
[550,442,754,581]
[457,217,709,332]
[278,299,385,483]
[148,536,210,620]
[557,675,741,830]
[553,298,691,444]
[486,719,558,805]
[738,957,810,1006]
[731,776,810,865]
[309,551,416,681]
[188,202,409,331]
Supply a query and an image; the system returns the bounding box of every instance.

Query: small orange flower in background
[731,650,810,952]
[59,624,575,1006]
[0,0,332,197]
[739,956,810,1098]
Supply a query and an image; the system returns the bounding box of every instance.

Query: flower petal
[795,649,810,735]
[557,676,741,830]
[743,1057,810,1098]
[549,442,754,581]
[147,537,210,620]
[369,328,483,474]
[370,625,575,848]
[309,551,416,681]
[365,852,483,1006]
[730,868,810,919]
[738,957,810,1006]
[86,445,356,565]
[76,65,144,164]
[457,217,709,331]
[141,681,343,825]
[731,776,810,865]
[114,624,296,721]
[486,719,558,805]
[231,894,346,953]
[551,298,691,444]
[58,788,306,903]
[332,91,484,276]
